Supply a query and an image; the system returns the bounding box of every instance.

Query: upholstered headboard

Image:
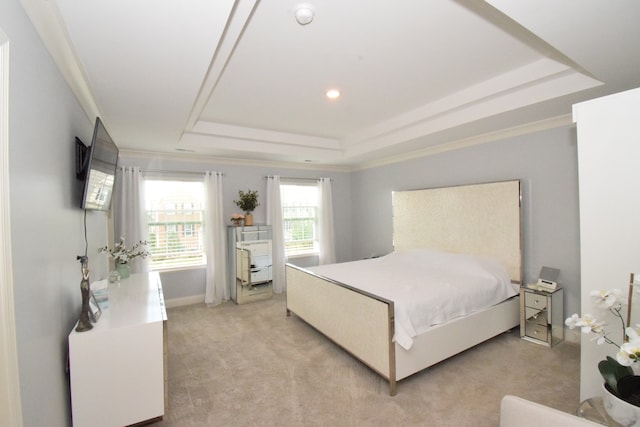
[392,180,522,284]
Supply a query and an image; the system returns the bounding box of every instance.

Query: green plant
[599,356,634,395]
[234,190,259,213]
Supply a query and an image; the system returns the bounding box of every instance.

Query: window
[281,183,318,257]
[145,180,205,270]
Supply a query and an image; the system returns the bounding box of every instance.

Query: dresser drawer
[525,307,548,326]
[525,321,548,341]
[239,240,271,257]
[250,267,271,283]
[524,292,548,310]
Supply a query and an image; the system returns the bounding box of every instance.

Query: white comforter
[308,249,519,350]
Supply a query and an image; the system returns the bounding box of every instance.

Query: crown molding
[123,113,573,173]
[352,113,574,171]
[20,0,101,123]
[119,149,352,173]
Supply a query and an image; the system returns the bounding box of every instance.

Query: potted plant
[234,190,259,226]
[566,287,640,424]
[99,237,150,279]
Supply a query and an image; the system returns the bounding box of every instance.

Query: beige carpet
[151,293,579,426]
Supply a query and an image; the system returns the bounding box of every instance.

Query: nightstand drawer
[524,292,548,310]
[525,307,548,326]
[525,321,548,341]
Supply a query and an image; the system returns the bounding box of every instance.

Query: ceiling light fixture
[326,89,341,99]
[295,4,314,25]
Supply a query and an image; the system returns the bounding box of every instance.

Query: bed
[285,180,522,395]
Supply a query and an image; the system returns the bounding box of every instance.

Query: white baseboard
[165,294,205,308]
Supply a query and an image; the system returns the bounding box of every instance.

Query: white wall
[574,87,640,400]
[1,0,109,425]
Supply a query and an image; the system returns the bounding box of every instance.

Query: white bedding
[308,249,519,350]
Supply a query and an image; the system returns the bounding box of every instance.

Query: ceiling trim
[119,149,352,173]
[19,0,100,123]
[190,120,341,149]
[127,113,574,172]
[351,113,574,171]
[184,0,259,132]
[180,132,343,160]
[343,58,601,158]
[184,55,600,163]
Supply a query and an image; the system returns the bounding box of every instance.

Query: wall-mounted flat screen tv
[80,117,119,211]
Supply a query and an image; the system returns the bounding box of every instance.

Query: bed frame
[286,180,522,395]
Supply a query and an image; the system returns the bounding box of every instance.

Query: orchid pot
[566,285,640,424]
[603,382,640,427]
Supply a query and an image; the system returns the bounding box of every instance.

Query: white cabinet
[68,272,167,427]
[574,87,640,399]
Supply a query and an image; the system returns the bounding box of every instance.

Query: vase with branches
[99,237,150,279]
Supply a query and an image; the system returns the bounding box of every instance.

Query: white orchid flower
[627,326,640,342]
[565,313,606,336]
[617,335,640,366]
[590,289,627,310]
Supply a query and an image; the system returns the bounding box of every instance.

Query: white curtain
[113,166,149,273]
[203,171,227,305]
[266,176,287,293]
[317,177,336,265]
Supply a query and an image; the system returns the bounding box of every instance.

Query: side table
[520,285,564,346]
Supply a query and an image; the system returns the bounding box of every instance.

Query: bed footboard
[285,264,397,395]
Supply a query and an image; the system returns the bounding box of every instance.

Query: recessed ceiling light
[326,89,341,99]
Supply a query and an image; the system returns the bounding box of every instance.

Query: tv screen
[81,117,119,211]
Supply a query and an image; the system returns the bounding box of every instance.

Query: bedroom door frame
[0,27,24,427]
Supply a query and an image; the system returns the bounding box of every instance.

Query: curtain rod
[264,176,330,181]
[126,167,223,176]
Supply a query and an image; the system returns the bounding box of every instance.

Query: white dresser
[68,272,167,427]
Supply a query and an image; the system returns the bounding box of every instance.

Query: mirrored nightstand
[520,286,564,346]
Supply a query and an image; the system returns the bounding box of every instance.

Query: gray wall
[2,1,109,425]
[119,154,352,298]
[349,126,582,317]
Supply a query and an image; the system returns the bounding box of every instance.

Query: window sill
[286,253,319,259]
[150,264,206,273]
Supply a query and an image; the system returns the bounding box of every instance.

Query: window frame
[144,178,206,271]
[280,181,319,258]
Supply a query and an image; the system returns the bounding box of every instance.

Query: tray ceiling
[21,0,640,167]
